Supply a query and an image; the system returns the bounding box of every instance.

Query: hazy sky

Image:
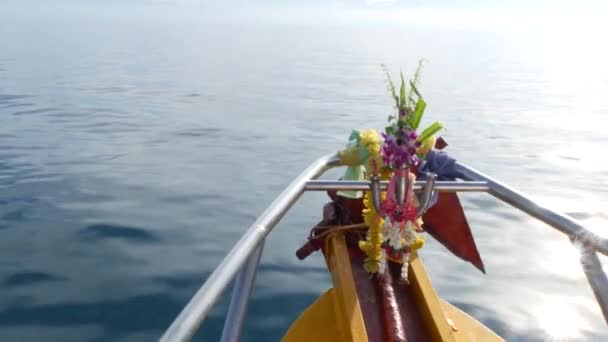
[3,0,608,33]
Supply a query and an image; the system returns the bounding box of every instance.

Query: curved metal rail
[160,154,608,341]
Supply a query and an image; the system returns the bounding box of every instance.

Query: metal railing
[160,153,608,341]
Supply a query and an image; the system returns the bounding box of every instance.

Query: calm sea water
[1,3,607,341]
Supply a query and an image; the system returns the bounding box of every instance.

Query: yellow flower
[359,189,384,274]
[411,236,425,250]
[358,240,371,252]
[379,166,393,180]
[418,135,436,157]
[360,129,381,155]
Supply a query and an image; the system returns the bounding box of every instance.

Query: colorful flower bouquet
[338,62,444,282]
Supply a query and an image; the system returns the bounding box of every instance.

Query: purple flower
[381,122,423,169]
[411,155,420,166]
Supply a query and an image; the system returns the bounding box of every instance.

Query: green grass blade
[409,80,421,99]
[400,71,406,109]
[412,59,425,87]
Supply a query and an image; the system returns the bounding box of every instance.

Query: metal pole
[304,180,490,192]
[577,241,608,324]
[220,241,265,342]
[454,162,608,256]
[160,153,340,342]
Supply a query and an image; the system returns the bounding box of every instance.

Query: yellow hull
[283,233,503,342]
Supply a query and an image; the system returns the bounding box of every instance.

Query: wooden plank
[409,252,457,342]
[327,234,369,341]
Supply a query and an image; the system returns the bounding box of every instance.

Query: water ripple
[173,127,223,138]
[3,103,34,109]
[0,94,33,103]
[13,107,59,116]
[0,294,179,333]
[78,224,162,243]
[1,208,28,221]
[2,272,67,288]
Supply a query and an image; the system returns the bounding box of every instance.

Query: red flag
[422,192,485,273]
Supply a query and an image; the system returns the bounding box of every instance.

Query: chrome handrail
[304,180,491,192]
[453,162,608,256]
[219,242,265,342]
[160,154,607,341]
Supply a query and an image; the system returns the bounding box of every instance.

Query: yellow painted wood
[440,300,505,342]
[283,232,502,342]
[326,234,368,342]
[283,234,368,342]
[409,251,457,342]
[282,289,343,342]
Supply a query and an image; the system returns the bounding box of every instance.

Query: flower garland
[335,128,391,274]
[358,153,389,274]
[355,62,444,282]
[357,147,425,277]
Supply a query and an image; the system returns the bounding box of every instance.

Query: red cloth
[422,192,485,273]
[420,136,485,272]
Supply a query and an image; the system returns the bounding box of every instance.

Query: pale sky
[4,0,608,33]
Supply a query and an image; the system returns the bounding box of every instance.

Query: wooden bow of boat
[284,225,503,342]
[159,154,608,342]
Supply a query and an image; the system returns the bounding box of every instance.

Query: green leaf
[400,71,406,109]
[410,99,426,129]
[418,121,443,143]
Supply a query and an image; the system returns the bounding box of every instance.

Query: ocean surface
[1,3,607,341]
